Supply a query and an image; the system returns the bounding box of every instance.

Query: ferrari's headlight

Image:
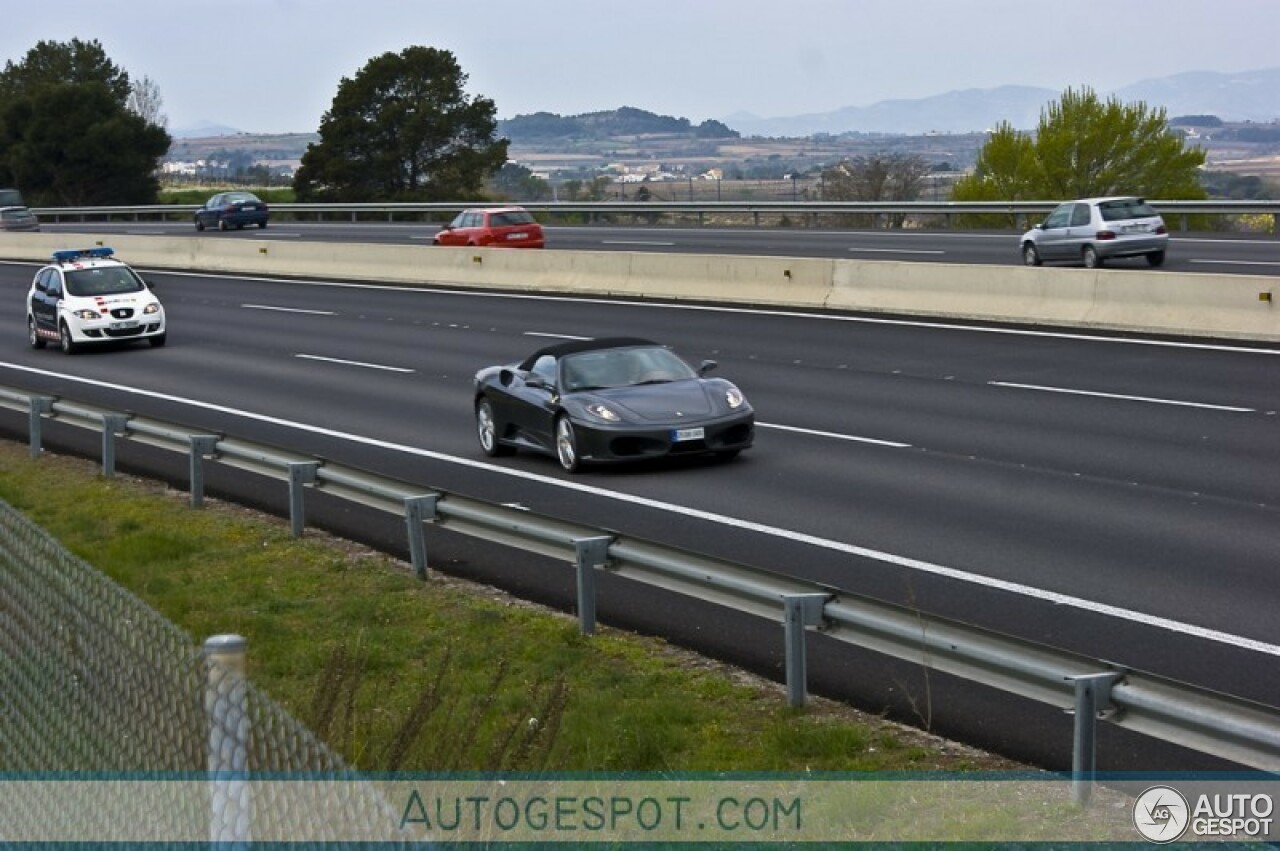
[144,303,161,315]
[725,386,745,409]
[72,309,100,321]
[585,403,620,422]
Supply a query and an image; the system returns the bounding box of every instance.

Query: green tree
[0,39,169,204]
[952,88,1206,225]
[488,162,550,202]
[0,38,130,104]
[1,85,170,205]
[954,123,1040,201]
[293,46,508,202]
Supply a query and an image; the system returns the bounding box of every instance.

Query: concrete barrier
[1,232,1275,342]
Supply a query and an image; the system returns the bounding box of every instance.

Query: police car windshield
[65,266,145,297]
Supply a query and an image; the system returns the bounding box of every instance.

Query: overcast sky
[6,0,1277,134]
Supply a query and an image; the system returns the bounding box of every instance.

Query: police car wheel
[149,334,167,348]
[59,321,79,354]
[28,317,45,349]
[195,218,205,231]
[218,218,229,231]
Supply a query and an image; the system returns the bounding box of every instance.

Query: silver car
[0,188,40,232]
[1020,196,1168,269]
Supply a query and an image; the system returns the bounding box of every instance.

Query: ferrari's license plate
[672,427,705,442]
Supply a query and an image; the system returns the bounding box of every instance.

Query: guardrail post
[27,396,54,458]
[99,414,128,477]
[783,594,830,707]
[404,494,440,580]
[203,634,251,846]
[287,462,320,537]
[188,436,220,508]
[1068,671,1123,805]
[573,536,613,635]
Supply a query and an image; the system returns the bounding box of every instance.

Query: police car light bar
[52,247,114,263]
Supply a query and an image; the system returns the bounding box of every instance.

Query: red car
[433,206,544,248]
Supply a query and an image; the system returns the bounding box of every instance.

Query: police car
[27,248,166,353]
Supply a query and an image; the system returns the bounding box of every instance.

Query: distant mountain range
[174,67,1280,141]
[722,67,1280,137]
[170,120,244,139]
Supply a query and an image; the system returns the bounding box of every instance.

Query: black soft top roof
[518,337,658,371]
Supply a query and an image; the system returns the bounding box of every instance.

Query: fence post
[27,396,54,458]
[188,436,220,508]
[404,494,440,579]
[100,414,128,477]
[287,462,320,537]
[1068,671,1123,805]
[782,594,830,707]
[204,634,251,846]
[573,536,613,635]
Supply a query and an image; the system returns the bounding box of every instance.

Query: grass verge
[0,440,1013,774]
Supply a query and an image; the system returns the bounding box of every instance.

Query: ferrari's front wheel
[555,416,583,473]
[476,398,513,457]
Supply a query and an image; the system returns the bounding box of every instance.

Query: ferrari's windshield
[560,346,697,392]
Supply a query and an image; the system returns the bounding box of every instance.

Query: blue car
[194,191,269,231]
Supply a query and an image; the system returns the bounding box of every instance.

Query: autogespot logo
[1134,785,1190,844]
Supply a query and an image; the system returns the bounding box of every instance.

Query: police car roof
[52,247,117,264]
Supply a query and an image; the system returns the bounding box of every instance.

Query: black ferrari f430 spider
[473,337,754,472]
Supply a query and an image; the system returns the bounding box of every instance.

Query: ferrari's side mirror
[698,359,718,376]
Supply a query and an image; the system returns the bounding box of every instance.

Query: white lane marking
[848,248,945,255]
[758,422,911,448]
[2,361,1277,659]
[295,354,414,373]
[243,304,337,316]
[990,381,1255,412]
[600,240,677,246]
[1188,259,1280,268]
[117,268,1280,357]
[523,332,592,340]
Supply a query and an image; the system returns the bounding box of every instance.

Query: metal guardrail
[1,382,1277,799]
[30,199,1280,230]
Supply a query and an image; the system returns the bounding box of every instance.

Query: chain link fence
[0,497,403,843]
